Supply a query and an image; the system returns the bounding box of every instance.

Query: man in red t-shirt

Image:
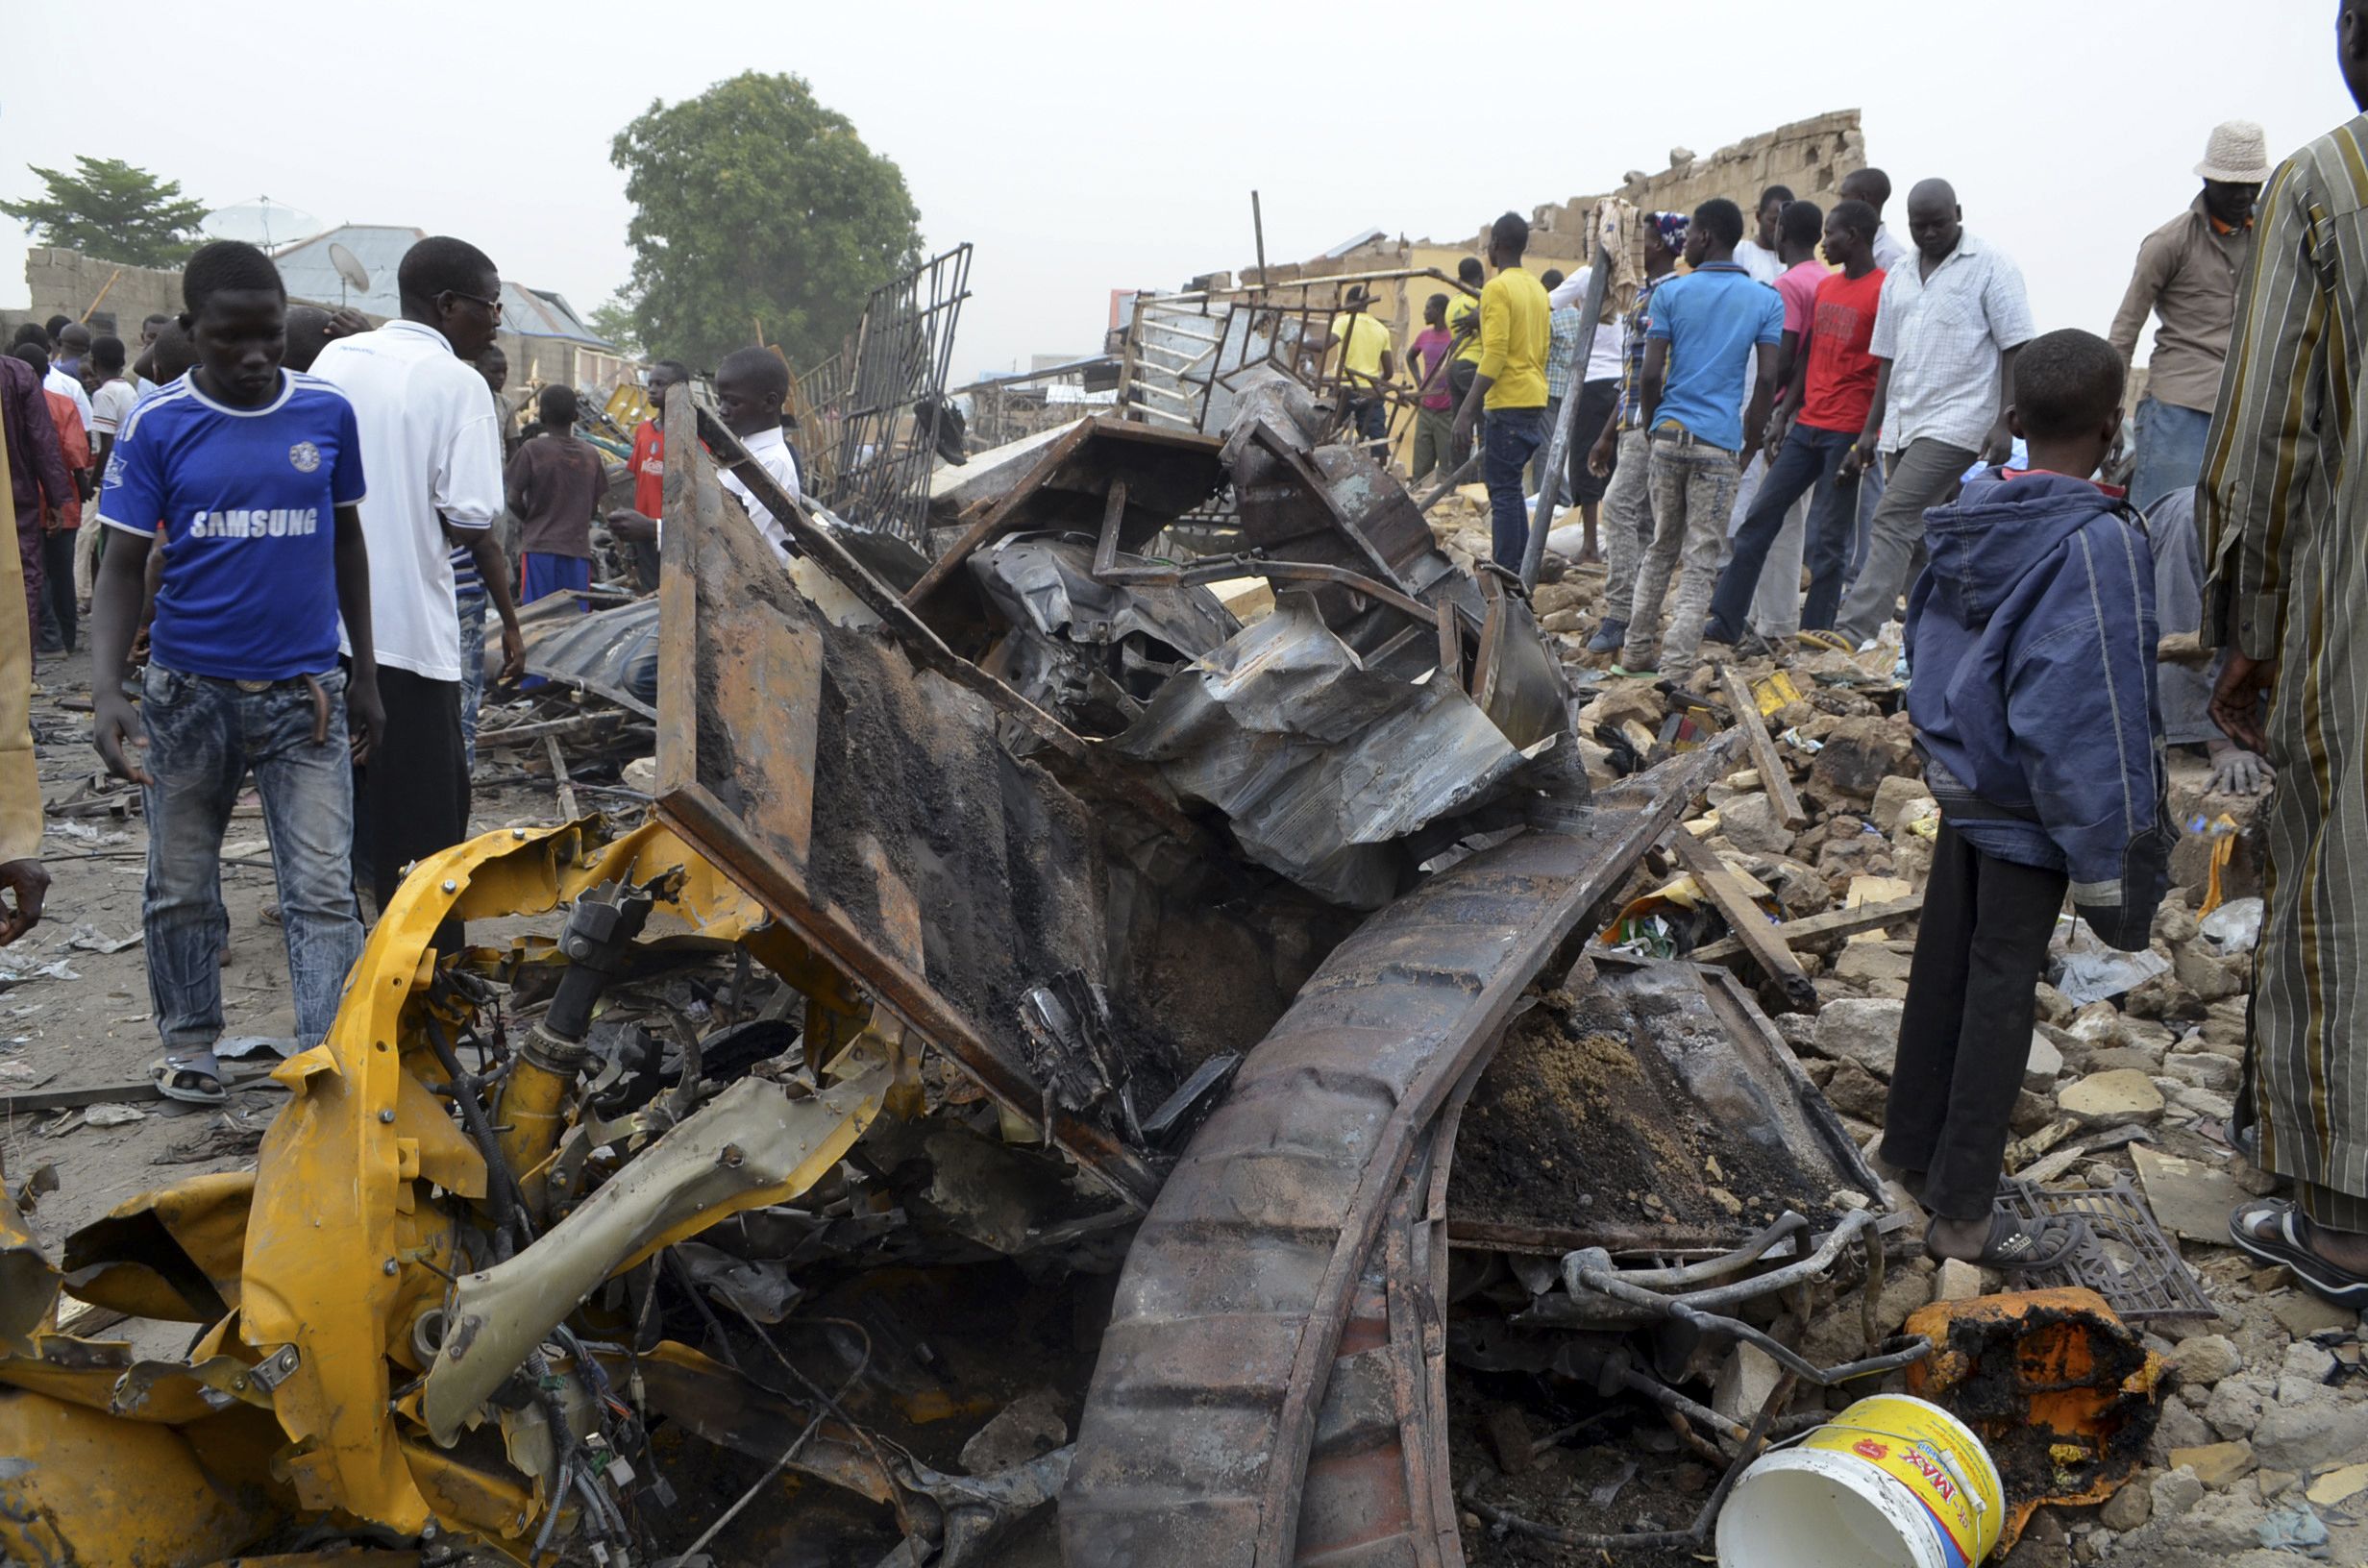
[1703,198,1887,643]
[604,358,690,589]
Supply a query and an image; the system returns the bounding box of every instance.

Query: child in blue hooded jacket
[1886,329,2174,1270]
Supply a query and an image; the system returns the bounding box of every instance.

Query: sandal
[150,1052,229,1107]
[1926,1211,2084,1272]
[2229,1199,2368,1311]
[1796,629,1854,654]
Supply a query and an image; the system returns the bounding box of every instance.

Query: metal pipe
[1519,237,1614,592]
[1671,1210,1880,1312]
[1578,1211,1809,1291]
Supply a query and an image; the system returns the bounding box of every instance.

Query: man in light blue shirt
[1616,198,1784,679]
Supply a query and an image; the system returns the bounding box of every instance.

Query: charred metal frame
[814,245,973,546]
[1116,268,1480,472]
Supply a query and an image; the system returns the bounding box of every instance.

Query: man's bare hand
[92,691,152,786]
[0,859,49,945]
[499,623,527,685]
[1588,429,1618,478]
[2207,740,2275,796]
[1979,418,2014,468]
[2210,652,2276,754]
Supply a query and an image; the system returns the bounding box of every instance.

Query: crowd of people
[4,12,2368,1312]
[1305,37,2368,1308]
[0,231,807,1109]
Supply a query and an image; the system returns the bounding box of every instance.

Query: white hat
[2196,120,2273,184]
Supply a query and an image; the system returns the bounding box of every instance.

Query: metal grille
[814,244,973,547]
[1115,267,1471,455]
[789,349,846,499]
[1996,1175,2219,1321]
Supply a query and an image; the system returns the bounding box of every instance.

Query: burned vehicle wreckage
[0,362,1914,1568]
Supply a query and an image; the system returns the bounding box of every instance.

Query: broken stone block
[2168,1440,2256,1489]
[1718,791,1795,857]
[2162,1051,2242,1093]
[2099,1473,2155,1530]
[2203,1376,2269,1440]
[2133,1146,2250,1245]
[960,1387,1069,1476]
[1481,1402,1534,1475]
[2059,1069,2165,1125]
[2172,941,2249,1003]
[1808,716,1914,808]
[2155,896,2201,945]
[1822,1059,1890,1123]
[1933,1259,1984,1302]
[2150,1398,2211,1464]
[2065,1000,2130,1046]
[1579,681,1665,733]
[1834,942,1914,986]
[1870,773,1935,833]
[2168,1334,2244,1387]
[2255,1398,2368,1472]
[2010,1088,2056,1136]
[2151,1466,2208,1520]
[2034,982,2075,1026]
[1812,996,1904,1078]
[2024,1030,2064,1092]
[1711,1342,1785,1424]
[2265,1289,2360,1338]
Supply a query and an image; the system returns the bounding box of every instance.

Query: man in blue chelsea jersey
[86,240,383,1105]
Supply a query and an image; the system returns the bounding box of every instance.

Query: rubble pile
[1414,527,2364,1567]
[2,289,2362,1568]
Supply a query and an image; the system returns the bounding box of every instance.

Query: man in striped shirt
[455,344,524,768]
[2202,0,2368,1311]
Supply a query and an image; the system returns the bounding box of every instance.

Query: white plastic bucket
[1715,1393,2005,1568]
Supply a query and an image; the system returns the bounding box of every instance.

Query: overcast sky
[5,2,2355,386]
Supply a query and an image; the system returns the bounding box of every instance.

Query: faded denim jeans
[456,586,488,772]
[1622,430,1741,675]
[141,664,364,1055]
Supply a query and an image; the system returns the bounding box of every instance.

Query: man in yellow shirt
[1450,212,1552,569]
[1445,257,1486,467]
[1327,285,1396,461]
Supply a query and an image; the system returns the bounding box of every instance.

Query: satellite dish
[199,197,320,251]
[328,242,370,306]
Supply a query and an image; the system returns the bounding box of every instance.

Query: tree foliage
[1,157,207,267]
[587,294,644,355]
[610,72,922,373]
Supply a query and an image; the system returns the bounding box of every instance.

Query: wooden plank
[1718,664,1804,828]
[1666,829,1816,1010]
[1690,894,1924,963]
[544,735,579,821]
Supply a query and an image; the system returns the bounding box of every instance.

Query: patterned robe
[2201,112,2368,1220]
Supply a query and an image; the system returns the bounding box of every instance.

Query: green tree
[587,294,644,355]
[610,72,921,371]
[1,157,207,267]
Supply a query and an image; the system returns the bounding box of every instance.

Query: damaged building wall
[1522,109,1868,242]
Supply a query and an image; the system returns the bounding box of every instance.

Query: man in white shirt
[1730,185,1794,285]
[44,323,94,433]
[714,346,802,563]
[309,235,518,923]
[1834,180,2036,645]
[79,335,138,607]
[1839,167,1914,276]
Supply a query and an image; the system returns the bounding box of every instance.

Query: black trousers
[1881,817,2067,1221]
[1448,360,1481,468]
[38,529,75,652]
[351,666,469,927]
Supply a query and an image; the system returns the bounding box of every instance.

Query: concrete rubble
[0,257,2360,1568]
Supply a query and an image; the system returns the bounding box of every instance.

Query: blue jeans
[141,664,364,1055]
[1485,406,1549,569]
[1706,423,1862,640]
[456,587,487,772]
[2131,395,2211,515]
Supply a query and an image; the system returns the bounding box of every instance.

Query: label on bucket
[1799,1395,2001,1567]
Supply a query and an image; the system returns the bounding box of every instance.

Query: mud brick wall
[1523,109,1868,241]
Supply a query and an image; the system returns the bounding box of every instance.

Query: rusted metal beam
[1062,744,1734,1568]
